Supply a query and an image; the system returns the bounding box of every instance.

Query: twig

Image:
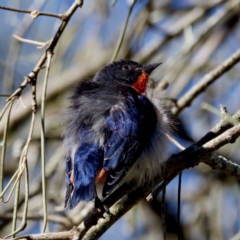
[3,107,240,240]
[0,5,63,20]
[12,109,36,237]
[40,51,53,232]
[135,0,225,63]
[169,25,228,98]
[77,108,240,239]
[155,0,239,91]
[0,100,14,198]
[110,0,136,62]
[0,213,72,228]
[11,170,21,238]
[172,48,240,115]
[13,34,51,48]
[6,0,84,104]
[205,153,240,175]
[0,168,20,199]
[3,161,29,239]
[2,0,46,95]
[0,98,16,121]
[201,102,221,116]
[0,94,11,97]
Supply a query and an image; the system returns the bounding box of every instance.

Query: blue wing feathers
[65,86,157,207]
[74,143,101,186]
[70,183,95,209]
[68,128,103,209]
[102,93,157,197]
[65,156,73,208]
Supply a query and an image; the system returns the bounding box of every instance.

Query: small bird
[63,59,174,211]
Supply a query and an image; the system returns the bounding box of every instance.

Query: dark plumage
[63,59,173,211]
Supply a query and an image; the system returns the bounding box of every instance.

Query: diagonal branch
[3,107,240,240]
[6,0,84,108]
[172,48,240,115]
[78,108,240,239]
[0,5,63,19]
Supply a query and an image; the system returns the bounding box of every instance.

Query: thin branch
[78,108,240,239]
[11,170,21,238]
[205,153,240,175]
[201,102,221,116]
[3,107,240,240]
[6,155,30,238]
[13,34,52,48]
[0,94,11,97]
[12,230,78,240]
[110,0,137,62]
[172,48,240,115]
[40,51,53,233]
[135,0,225,63]
[0,168,20,199]
[0,5,63,20]
[155,0,239,91]
[0,213,71,228]
[0,98,15,121]
[6,0,84,104]
[2,0,46,97]
[0,100,14,197]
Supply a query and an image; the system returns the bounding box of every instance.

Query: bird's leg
[94,196,110,215]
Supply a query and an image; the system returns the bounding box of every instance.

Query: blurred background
[0,0,240,239]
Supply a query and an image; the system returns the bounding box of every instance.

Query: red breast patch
[132,72,149,94]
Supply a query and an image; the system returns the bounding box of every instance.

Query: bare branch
[172,49,240,115]
[0,5,63,20]
[13,34,51,48]
[6,0,84,104]
[78,107,240,239]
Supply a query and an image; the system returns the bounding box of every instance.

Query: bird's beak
[137,62,162,75]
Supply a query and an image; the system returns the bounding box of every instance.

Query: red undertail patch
[70,170,75,185]
[95,168,108,184]
[132,72,149,94]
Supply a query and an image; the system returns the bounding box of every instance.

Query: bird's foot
[94,196,110,216]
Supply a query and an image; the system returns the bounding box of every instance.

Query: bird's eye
[122,65,130,70]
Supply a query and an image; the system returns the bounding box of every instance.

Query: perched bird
[63,59,174,211]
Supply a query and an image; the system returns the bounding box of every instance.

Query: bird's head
[94,59,161,94]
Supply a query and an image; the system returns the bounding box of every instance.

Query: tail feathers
[64,183,74,209]
[66,183,96,210]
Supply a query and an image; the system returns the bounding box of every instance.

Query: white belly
[122,88,174,185]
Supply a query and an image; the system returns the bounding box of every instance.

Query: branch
[172,48,240,115]
[110,0,136,62]
[6,0,84,107]
[205,153,240,177]
[135,0,225,63]
[3,106,240,239]
[0,213,72,228]
[0,5,63,19]
[155,0,239,91]
[13,229,79,240]
[78,108,240,239]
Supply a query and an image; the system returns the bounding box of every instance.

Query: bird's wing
[65,127,103,209]
[64,156,74,208]
[103,94,156,197]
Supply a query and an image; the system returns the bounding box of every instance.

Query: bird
[63,59,174,212]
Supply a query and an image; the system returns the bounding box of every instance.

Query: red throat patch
[132,72,149,94]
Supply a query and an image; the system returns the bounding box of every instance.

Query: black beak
[137,62,161,75]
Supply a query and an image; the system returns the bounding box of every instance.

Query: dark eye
[122,65,130,70]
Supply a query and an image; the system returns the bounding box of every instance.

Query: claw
[94,196,110,215]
